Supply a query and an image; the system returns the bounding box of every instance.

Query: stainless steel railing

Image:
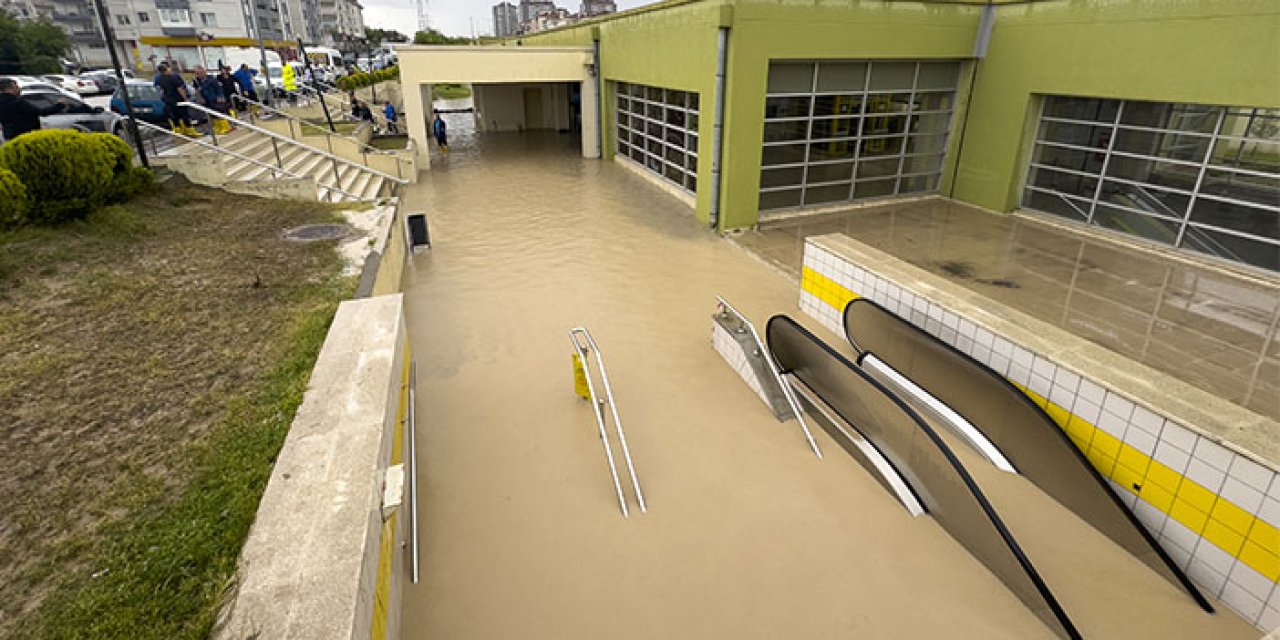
[133,120,367,202]
[179,101,408,189]
[233,95,410,180]
[568,327,647,518]
[716,296,823,460]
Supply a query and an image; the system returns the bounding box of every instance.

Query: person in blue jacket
[232,63,258,110]
[192,66,230,134]
[383,101,398,134]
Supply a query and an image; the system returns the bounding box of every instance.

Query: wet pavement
[736,200,1280,423]
[396,125,1256,639]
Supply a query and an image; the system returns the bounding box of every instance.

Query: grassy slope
[0,180,355,638]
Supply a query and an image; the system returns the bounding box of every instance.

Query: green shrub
[91,132,135,175]
[336,65,398,92]
[0,166,30,228]
[0,129,114,223]
[103,166,156,204]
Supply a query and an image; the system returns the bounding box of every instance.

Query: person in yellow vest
[281,63,297,105]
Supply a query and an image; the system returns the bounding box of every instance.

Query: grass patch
[433,83,472,100]
[1,178,355,638]
[368,135,408,150]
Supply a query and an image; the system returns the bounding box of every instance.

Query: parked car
[109,80,207,126]
[0,87,131,144]
[81,69,132,94]
[42,74,97,96]
[1,76,81,100]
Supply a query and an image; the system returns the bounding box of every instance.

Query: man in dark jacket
[0,77,67,142]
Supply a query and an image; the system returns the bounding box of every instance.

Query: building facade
[579,0,613,17]
[492,2,517,38]
[318,0,361,47]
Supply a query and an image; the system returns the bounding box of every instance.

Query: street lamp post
[90,0,148,167]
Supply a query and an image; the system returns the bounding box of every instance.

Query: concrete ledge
[214,294,407,640]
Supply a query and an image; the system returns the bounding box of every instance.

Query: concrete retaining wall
[214,294,410,640]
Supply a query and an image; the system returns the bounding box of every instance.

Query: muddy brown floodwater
[397,130,1253,639]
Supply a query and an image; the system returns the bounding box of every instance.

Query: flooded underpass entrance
[396,133,1258,638]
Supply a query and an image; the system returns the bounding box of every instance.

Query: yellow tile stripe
[372,339,413,639]
[801,266,860,312]
[802,263,1278,583]
[1015,382,1280,583]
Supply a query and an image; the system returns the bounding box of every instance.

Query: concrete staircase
[215,130,395,202]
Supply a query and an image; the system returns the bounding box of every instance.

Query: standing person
[232,63,258,112]
[383,101,398,134]
[0,77,67,142]
[155,63,195,136]
[216,66,241,118]
[432,111,448,154]
[281,62,297,105]
[192,66,230,135]
[357,101,374,124]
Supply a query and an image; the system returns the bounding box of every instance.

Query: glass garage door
[1024,96,1280,272]
[615,82,699,195]
[759,60,961,213]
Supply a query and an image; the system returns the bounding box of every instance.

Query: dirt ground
[0,178,351,636]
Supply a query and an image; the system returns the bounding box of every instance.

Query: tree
[364,27,408,45]
[0,13,69,75]
[412,28,471,46]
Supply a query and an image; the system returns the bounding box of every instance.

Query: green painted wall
[514,0,1280,229]
[955,0,1280,212]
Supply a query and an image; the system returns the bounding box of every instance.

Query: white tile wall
[712,321,770,409]
[799,238,1280,630]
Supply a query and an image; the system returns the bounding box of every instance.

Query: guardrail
[568,327,647,518]
[134,119,367,202]
[234,96,411,180]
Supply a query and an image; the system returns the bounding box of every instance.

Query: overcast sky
[364,0,654,38]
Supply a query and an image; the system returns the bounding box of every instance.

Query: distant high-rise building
[518,0,554,24]
[580,0,614,17]
[492,1,517,37]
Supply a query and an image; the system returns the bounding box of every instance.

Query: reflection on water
[739,201,1280,422]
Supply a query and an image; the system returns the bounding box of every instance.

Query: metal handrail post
[571,328,647,514]
[716,296,823,460]
[270,137,283,170]
[569,329,631,518]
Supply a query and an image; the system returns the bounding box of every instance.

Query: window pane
[1188,196,1279,240]
[854,179,896,198]
[859,135,905,158]
[1104,154,1197,191]
[816,62,867,93]
[913,92,954,112]
[767,62,814,93]
[910,111,952,134]
[760,167,804,189]
[765,96,811,119]
[1024,189,1093,222]
[902,154,943,174]
[868,61,914,91]
[809,140,857,162]
[808,162,854,184]
[1092,203,1180,244]
[907,133,948,155]
[1121,101,1220,133]
[1032,144,1104,175]
[863,114,909,138]
[858,157,901,180]
[1043,96,1119,123]
[1027,166,1099,200]
[764,120,809,142]
[814,95,863,117]
[1221,109,1280,142]
[805,183,852,206]
[1211,139,1279,175]
[665,108,685,127]
[917,62,959,90]
[901,173,939,193]
[1040,120,1112,150]
[1181,225,1280,272]
[1199,169,1280,209]
[667,90,687,107]
[760,188,802,211]
[811,118,859,140]
[1113,127,1210,163]
[1098,180,1191,218]
[762,143,807,166]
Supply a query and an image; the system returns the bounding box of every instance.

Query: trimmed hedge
[0,129,153,226]
[0,166,30,229]
[335,66,399,92]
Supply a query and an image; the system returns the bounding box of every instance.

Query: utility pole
[297,40,335,132]
[90,0,148,167]
[245,0,275,105]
